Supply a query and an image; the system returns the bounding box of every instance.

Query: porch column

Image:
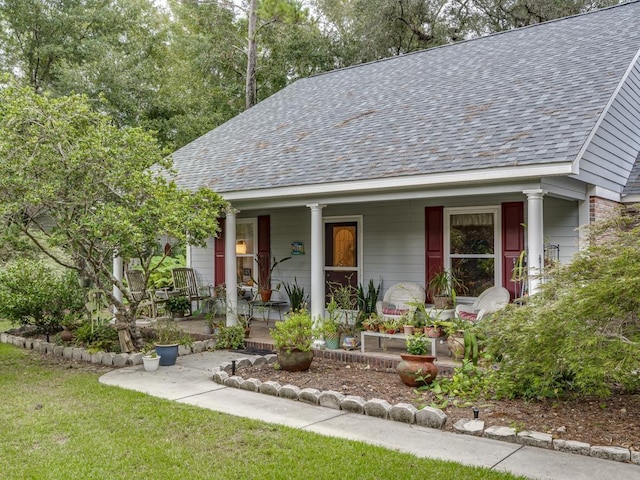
[224,207,239,326]
[523,189,546,295]
[307,203,326,324]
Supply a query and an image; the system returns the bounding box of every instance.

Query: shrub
[74,321,121,353]
[485,211,640,399]
[270,309,314,353]
[215,325,245,350]
[0,259,84,341]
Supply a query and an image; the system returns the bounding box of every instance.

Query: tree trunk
[245,0,258,109]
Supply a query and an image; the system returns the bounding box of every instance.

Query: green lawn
[0,344,524,479]
[0,319,13,332]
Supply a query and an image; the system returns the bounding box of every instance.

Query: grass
[0,344,525,480]
[0,319,13,332]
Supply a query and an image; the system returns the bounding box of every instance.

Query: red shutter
[502,202,524,301]
[214,218,225,286]
[257,215,270,287]
[425,206,444,300]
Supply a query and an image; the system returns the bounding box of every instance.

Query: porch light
[236,240,247,255]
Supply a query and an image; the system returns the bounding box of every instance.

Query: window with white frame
[236,219,257,285]
[445,207,500,298]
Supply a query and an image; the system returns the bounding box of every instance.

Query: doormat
[231,348,274,356]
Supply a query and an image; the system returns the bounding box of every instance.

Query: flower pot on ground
[319,315,341,350]
[142,353,161,371]
[165,295,190,318]
[396,333,438,387]
[270,309,316,372]
[152,318,193,366]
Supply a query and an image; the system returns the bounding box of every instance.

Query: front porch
[170,312,461,372]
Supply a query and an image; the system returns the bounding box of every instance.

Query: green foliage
[0,82,227,331]
[73,321,120,353]
[165,296,190,315]
[406,333,429,356]
[419,361,495,409]
[215,325,246,350]
[283,278,308,310]
[153,318,193,346]
[356,278,381,315]
[270,309,315,353]
[485,212,640,399]
[0,259,84,340]
[147,255,186,289]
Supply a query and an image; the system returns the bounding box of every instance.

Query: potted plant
[319,314,341,350]
[283,278,308,311]
[427,269,465,309]
[383,319,398,334]
[165,295,190,318]
[255,256,291,302]
[270,309,315,371]
[328,279,359,325]
[400,312,415,335]
[141,346,161,372]
[396,333,438,387]
[153,318,193,366]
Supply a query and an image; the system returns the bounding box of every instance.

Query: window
[445,207,500,298]
[236,219,257,285]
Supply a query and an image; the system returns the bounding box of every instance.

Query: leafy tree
[484,209,640,399]
[0,82,227,351]
[0,259,85,341]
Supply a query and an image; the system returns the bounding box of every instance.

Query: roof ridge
[305,0,640,81]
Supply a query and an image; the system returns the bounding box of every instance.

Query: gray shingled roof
[623,151,640,197]
[171,2,640,194]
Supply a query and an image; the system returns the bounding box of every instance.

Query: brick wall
[589,196,624,224]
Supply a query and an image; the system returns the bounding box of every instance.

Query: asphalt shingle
[171,2,640,194]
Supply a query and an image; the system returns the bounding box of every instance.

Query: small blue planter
[155,344,179,366]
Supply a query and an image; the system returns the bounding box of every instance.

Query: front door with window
[324,221,359,300]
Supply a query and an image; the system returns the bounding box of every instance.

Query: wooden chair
[125,269,157,318]
[171,268,212,315]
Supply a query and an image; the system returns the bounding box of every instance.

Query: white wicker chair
[375,282,426,320]
[455,286,510,322]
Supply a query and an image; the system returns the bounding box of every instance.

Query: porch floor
[170,314,462,370]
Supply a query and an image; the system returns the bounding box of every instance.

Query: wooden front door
[324,221,359,299]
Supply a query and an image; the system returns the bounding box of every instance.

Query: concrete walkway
[99,351,639,480]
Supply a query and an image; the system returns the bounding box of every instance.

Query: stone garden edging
[213,354,640,467]
[2,331,637,466]
[0,332,214,367]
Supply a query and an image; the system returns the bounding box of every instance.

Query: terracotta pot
[60,328,74,342]
[378,324,386,333]
[277,349,314,372]
[260,289,272,302]
[403,325,414,335]
[396,354,438,387]
[425,326,444,338]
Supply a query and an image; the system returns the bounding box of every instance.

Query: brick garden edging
[213,353,640,467]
